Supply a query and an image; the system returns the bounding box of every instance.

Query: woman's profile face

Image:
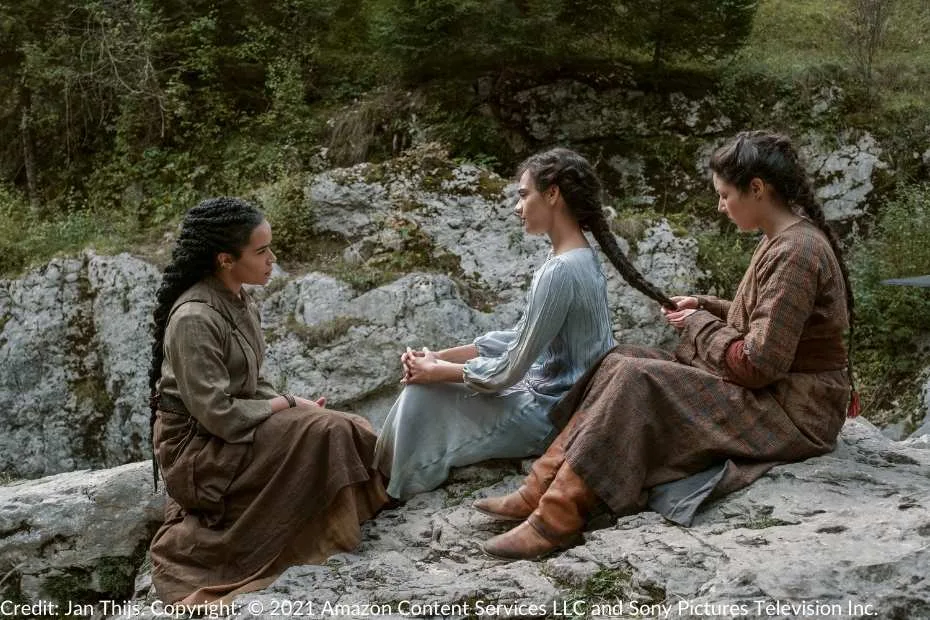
[225,220,276,286]
[514,170,555,235]
[713,173,758,232]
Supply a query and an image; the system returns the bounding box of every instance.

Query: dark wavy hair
[517,147,676,309]
[148,197,265,485]
[709,130,856,391]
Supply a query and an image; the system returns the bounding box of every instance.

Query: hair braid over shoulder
[517,148,676,309]
[148,198,265,483]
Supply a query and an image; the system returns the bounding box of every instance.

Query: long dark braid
[709,131,858,411]
[149,197,265,487]
[518,148,677,310]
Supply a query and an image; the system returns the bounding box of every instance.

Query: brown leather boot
[481,462,598,561]
[473,411,584,521]
[472,447,563,521]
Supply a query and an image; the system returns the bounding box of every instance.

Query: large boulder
[0,254,159,479]
[803,130,888,221]
[2,420,927,619]
[0,462,163,608]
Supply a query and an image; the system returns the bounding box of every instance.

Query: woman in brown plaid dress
[475,131,856,560]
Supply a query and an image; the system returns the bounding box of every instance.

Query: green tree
[842,0,896,86]
[0,0,378,212]
[370,0,523,79]
[851,184,930,419]
[0,0,167,208]
[369,0,630,80]
[621,0,759,69]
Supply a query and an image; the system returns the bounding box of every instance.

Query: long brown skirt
[550,345,848,517]
[150,406,388,604]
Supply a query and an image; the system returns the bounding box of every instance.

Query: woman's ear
[216,252,235,271]
[749,177,766,200]
[548,184,561,205]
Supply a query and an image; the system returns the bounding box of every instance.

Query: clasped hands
[400,346,443,385]
[662,295,700,331]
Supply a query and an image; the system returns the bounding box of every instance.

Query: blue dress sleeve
[464,259,575,393]
[473,329,520,358]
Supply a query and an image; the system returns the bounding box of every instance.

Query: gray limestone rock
[1,416,927,620]
[221,419,930,620]
[0,253,159,479]
[881,420,910,441]
[606,155,655,206]
[0,461,163,607]
[107,418,929,620]
[256,272,503,412]
[303,154,699,347]
[803,131,888,221]
[0,133,886,481]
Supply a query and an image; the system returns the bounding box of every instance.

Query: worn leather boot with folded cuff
[472,447,564,521]
[473,411,585,521]
[481,461,598,561]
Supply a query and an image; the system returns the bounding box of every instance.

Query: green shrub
[850,183,930,425]
[250,175,316,265]
[695,222,757,297]
[0,185,104,276]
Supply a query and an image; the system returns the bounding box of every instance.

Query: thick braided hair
[709,131,857,402]
[148,198,265,478]
[518,147,676,310]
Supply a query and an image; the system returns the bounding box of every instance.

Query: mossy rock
[558,566,667,616]
[286,315,372,350]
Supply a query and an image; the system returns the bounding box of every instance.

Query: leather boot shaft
[527,461,598,544]
[474,409,586,521]
[480,460,598,561]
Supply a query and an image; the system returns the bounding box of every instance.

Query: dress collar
[203,274,249,307]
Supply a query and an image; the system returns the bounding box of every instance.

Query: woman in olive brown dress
[148,197,387,603]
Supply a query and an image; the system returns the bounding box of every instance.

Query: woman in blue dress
[373,147,674,500]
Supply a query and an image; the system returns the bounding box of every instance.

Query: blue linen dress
[373,247,616,499]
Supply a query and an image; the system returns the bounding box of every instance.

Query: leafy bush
[249,175,316,264]
[695,221,758,297]
[850,183,930,425]
[0,184,105,275]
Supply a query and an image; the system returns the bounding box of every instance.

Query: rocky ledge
[1,418,928,619]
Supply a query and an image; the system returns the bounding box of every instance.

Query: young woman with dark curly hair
[148,197,386,603]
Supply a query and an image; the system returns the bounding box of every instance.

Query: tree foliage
[842,0,896,85]
[370,0,759,78]
[0,0,758,217]
[850,183,930,418]
[0,0,375,209]
[621,0,759,69]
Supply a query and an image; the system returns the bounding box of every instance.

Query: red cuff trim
[725,339,770,389]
